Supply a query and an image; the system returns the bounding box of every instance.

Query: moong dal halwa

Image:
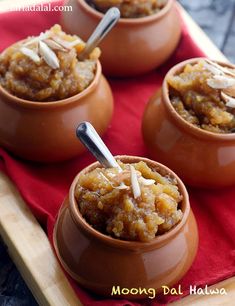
[75,161,183,242]
[0,25,100,101]
[168,59,235,133]
[87,0,167,18]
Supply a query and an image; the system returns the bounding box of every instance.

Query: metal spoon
[78,7,120,61]
[76,122,122,171]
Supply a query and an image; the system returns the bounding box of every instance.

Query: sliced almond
[221,91,235,108]
[223,85,235,97]
[51,36,73,50]
[68,38,83,48]
[23,31,51,47]
[205,59,235,77]
[20,47,40,63]
[100,172,128,189]
[219,66,235,77]
[43,39,67,52]
[207,75,235,89]
[138,177,155,186]
[130,165,141,199]
[114,184,129,190]
[203,59,224,75]
[39,41,60,69]
[223,86,235,97]
[99,172,110,182]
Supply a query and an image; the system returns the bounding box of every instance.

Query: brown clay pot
[0,59,113,162]
[142,57,235,187]
[61,0,181,77]
[53,155,198,298]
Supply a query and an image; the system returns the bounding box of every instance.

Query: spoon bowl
[76,121,121,169]
[78,7,120,60]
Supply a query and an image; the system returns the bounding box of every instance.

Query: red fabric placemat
[0,1,235,305]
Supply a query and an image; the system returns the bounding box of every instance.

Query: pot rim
[162,57,235,141]
[69,155,190,251]
[76,0,173,25]
[0,40,102,109]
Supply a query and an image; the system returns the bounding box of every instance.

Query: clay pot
[142,57,235,187]
[61,0,181,77]
[0,58,113,162]
[53,155,198,298]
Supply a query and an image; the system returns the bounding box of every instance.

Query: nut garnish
[138,177,155,186]
[221,92,235,108]
[207,75,235,89]
[223,85,235,97]
[39,41,60,69]
[23,32,51,47]
[20,47,40,63]
[203,59,224,76]
[67,38,83,48]
[100,172,110,182]
[20,28,84,69]
[204,59,235,77]
[203,59,235,109]
[115,184,129,190]
[51,36,74,50]
[130,165,141,199]
[21,32,61,69]
[43,39,67,52]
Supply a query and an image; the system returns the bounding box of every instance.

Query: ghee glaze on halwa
[75,161,183,242]
[167,59,235,133]
[87,0,167,18]
[0,25,101,101]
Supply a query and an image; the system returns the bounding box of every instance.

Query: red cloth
[0,1,235,305]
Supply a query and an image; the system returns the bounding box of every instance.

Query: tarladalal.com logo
[2,0,72,12]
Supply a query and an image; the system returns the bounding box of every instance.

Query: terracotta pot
[61,0,181,77]
[142,57,235,187]
[53,155,198,298]
[0,57,113,162]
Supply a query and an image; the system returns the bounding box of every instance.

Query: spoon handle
[78,7,120,60]
[76,122,122,170]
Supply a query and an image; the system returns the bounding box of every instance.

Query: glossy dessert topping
[75,160,183,242]
[87,0,167,18]
[0,24,101,101]
[167,59,235,133]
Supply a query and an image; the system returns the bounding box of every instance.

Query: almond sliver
[100,172,110,182]
[23,32,51,46]
[115,184,129,190]
[68,39,83,48]
[138,177,155,186]
[207,75,235,89]
[205,59,235,77]
[130,165,141,199]
[43,39,67,52]
[221,91,235,108]
[51,36,73,49]
[203,60,224,75]
[39,40,60,69]
[223,85,235,97]
[20,47,40,63]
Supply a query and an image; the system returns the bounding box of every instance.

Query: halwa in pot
[167,59,235,133]
[0,24,101,102]
[75,160,183,242]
